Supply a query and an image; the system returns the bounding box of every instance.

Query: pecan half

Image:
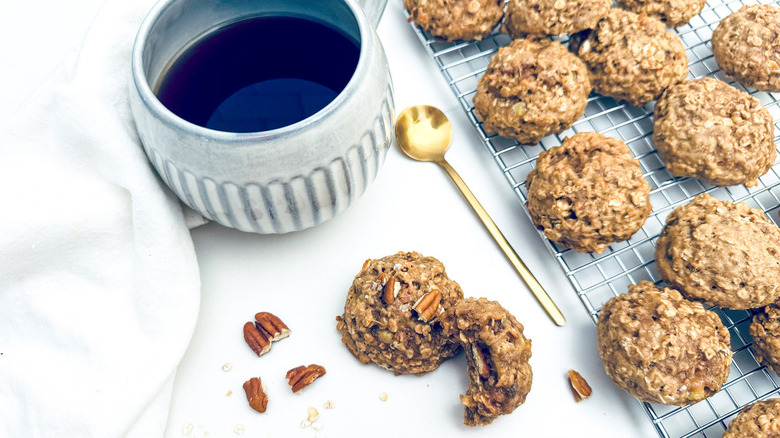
[255,312,291,341]
[568,369,592,402]
[243,312,290,357]
[412,289,442,322]
[242,377,268,413]
[286,364,327,393]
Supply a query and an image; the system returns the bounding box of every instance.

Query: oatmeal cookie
[473,38,591,144]
[503,0,610,37]
[712,4,780,92]
[652,78,776,188]
[442,297,532,426]
[616,0,706,27]
[336,252,464,375]
[723,399,780,438]
[655,194,780,310]
[597,281,732,406]
[525,132,652,253]
[404,0,504,42]
[750,306,780,375]
[570,9,688,106]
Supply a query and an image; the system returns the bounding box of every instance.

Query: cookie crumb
[233,424,245,434]
[324,400,335,409]
[222,363,232,372]
[182,423,193,435]
[300,420,311,429]
[307,407,319,423]
[312,422,323,431]
[379,392,388,401]
[226,390,233,397]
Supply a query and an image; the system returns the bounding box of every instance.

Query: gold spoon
[395,105,565,327]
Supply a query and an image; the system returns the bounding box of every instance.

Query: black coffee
[155,15,360,133]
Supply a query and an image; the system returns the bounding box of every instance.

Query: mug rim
[130,0,370,144]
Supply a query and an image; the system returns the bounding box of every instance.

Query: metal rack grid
[400,0,780,436]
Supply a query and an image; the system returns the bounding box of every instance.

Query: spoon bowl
[394,104,565,326]
[395,105,452,162]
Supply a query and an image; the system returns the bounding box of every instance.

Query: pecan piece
[243,322,271,356]
[286,364,327,393]
[412,289,442,322]
[568,370,592,402]
[242,377,268,413]
[383,276,396,305]
[243,312,290,357]
[472,344,492,380]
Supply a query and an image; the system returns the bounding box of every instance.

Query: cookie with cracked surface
[750,306,780,375]
[652,78,775,188]
[570,9,688,106]
[723,399,780,438]
[441,297,532,426]
[616,0,706,27]
[503,0,610,37]
[404,0,504,42]
[473,38,591,144]
[336,251,464,375]
[597,281,732,406]
[525,132,652,253]
[712,4,780,92]
[655,194,780,310]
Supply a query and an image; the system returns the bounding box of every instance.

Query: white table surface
[1,1,659,436]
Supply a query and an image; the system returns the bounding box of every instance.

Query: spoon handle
[437,159,566,327]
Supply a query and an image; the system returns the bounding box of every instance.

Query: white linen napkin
[0,0,201,436]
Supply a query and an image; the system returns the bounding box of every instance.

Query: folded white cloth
[0,0,201,436]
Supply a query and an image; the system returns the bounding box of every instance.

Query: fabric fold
[0,0,201,435]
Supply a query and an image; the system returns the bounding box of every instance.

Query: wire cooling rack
[400,0,780,436]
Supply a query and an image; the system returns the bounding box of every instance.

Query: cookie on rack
[570,9,688,106]
[441,297,533,426]
[404,0,504,42]
[655,194,780,310]
[473,38,591,144]
[336,251,464,375]
[525,132,652,253]
[503,0,611,37]
[750,306,780,375]
[711,4,780,92]
[597,281,732,406]
[723,399,780,438]
[652,77,776,188]
[616,0,706,27]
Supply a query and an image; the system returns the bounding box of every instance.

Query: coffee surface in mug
[155,15,360,133]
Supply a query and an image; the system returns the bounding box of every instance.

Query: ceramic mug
[129,0,393,233]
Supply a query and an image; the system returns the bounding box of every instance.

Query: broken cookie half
[442,297,533,426]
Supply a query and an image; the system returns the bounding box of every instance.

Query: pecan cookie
[724,399,780,438]
[473,38,591,144]
[337,251,464,375]
[652,78,775,188]
[712,4,780,92]
[597,281,732,406]
[570,9,688,106]
[503,0,610,37]
[750,306,780,375]
[616,0,706,27]
[442,297,533,426]
[655,194,780,310]
[404,0,504,41]
[526,132,652,253]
